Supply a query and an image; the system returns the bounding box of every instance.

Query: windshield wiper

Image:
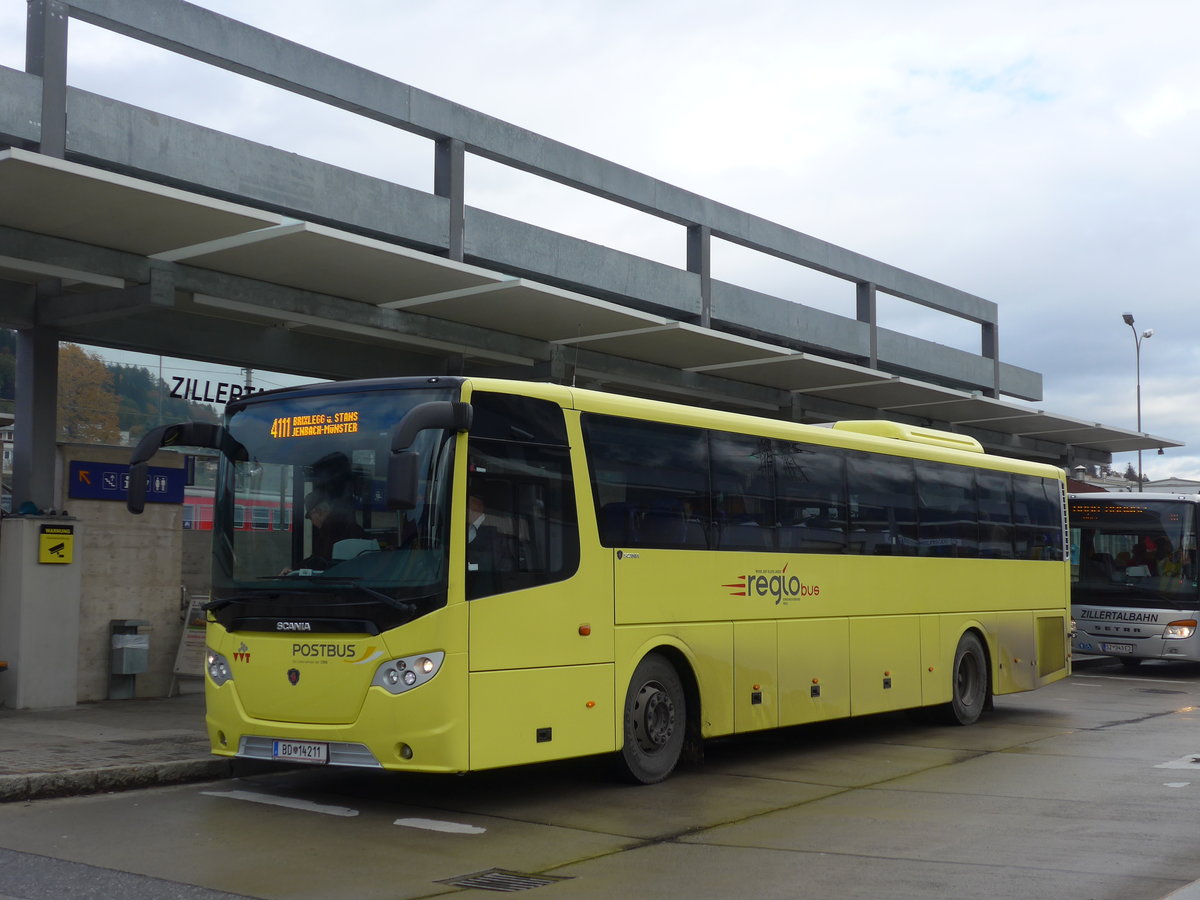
[308,576,417,615]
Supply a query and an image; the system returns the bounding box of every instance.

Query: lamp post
[1122,313,1154,491]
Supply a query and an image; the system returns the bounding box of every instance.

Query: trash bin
[109,619,150,699]
[111,631,149,674]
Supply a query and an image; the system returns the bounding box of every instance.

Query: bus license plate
[1101,642,1136,655]
[272,740,328,764]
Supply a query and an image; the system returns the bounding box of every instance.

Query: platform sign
[173,594,209,678]
[68,461,185,503]
[39,524,73,564]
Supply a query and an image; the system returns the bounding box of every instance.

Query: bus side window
[466,392,579,600]
[1013,474,1063,560]
[775,441,847,554]
[915,461,979,558]
[582,414,710,550]
[976,471,1015,559]
[846,453,917,556]
[711,432,775,551]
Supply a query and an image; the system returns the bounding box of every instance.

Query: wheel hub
[634,681,676,753]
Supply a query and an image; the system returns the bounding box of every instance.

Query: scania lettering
[1070,493,1200,667]
[129,376,1070,783]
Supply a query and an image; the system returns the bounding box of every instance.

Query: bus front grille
[238,736,382,768]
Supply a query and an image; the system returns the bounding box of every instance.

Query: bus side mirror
[385,401,472,510]
[387,451,420,510]
[127,421,233,514]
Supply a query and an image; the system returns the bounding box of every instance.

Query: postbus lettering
[291,643,357,658]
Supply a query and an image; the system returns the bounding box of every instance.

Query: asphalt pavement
[0,661,1111,804]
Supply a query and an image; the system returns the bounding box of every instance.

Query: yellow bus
[129,376,1070,783]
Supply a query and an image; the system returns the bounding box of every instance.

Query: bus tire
[943,632,988,726]
[619,653,686,784]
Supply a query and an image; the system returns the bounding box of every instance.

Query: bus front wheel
[943,632,988,726]
[619,653,686,784]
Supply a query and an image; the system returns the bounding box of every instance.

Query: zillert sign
[68,461,185,503]
[168,378,263,405]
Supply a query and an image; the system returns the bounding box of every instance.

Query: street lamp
[1122,313,1154,491]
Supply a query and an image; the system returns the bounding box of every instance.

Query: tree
[58,343,120,444]
[1123,463,1139,483]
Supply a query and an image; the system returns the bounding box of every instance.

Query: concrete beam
[61,0,998,326]
[0,66,42,148]
[66,88,448,253]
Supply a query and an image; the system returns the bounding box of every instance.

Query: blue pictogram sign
[68,461,185,503]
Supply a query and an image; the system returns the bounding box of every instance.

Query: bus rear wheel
[619,653,686,784]
[943,632,988,725]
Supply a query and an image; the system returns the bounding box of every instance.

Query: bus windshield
[1071,498,1200,608]
[209,384,457,631]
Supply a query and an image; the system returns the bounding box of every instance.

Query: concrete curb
[0,758,280,803]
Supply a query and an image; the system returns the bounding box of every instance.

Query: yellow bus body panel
[779,617,851,724]
[205,603,473,773]
[468,663,615,770]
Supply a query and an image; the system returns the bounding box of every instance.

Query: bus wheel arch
[617,648,699,783]
[942,628,991,726]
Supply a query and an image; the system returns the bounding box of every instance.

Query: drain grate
[437,868,573,892]
[1136,688,1187,694]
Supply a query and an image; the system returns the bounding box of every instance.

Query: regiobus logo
[724,562,819,604]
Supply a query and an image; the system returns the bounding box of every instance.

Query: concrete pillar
[435,137,465,261]
[13,323,59,511]
[687,224,712,328]
[0,515,83,709]
[856,282,878,368]
[25,0,69,158]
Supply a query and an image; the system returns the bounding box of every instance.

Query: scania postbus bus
[129,376,1070,783]
[1070,493,1200,666]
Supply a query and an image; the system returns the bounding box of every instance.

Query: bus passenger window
[846,453,917,556]
[977,471,1015,559]
[775,442,847,554]
[581,414,710,550]
[1013,475,1063,560]
[915,461,979,558]
[711,432,775,551]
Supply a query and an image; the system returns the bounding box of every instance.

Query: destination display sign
[269,410,359,439]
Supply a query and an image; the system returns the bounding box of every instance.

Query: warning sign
[38,524,74,564]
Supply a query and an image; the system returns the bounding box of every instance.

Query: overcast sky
[3,0,1198,477]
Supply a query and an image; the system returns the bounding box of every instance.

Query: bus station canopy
[0,148,1178,459]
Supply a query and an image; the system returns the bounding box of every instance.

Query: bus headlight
[1164,620,1197,640]
[206,648,233,686]
[371,651,445,695]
